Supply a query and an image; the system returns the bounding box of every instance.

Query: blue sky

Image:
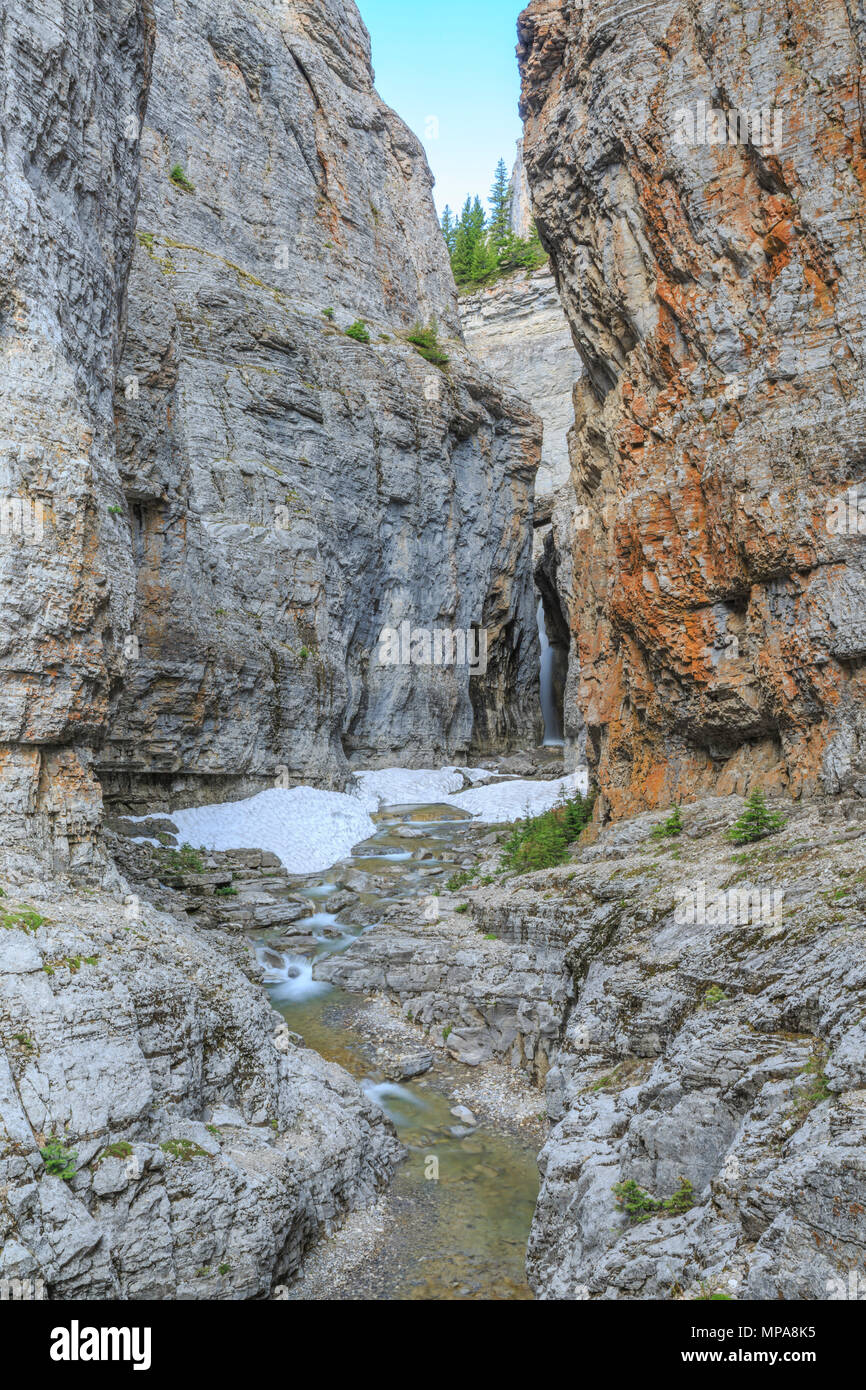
[356,0,524,219]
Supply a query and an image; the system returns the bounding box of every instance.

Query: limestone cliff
[461,264,579,498]
[98,0,542,814]
[0,0,153,863]
[519,0,866,819]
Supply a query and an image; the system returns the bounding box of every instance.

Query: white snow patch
[156,764,590,879]
[445,769,589,823]
[169,787,376,875]
[351,766,468,810]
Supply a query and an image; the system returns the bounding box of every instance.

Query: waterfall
[537,600,564,746]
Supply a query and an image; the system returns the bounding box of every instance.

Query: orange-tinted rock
[519,0,866,818]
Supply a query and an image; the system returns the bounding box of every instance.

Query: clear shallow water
[256,802,542,1301]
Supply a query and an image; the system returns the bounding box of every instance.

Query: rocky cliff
[461,264,579,499]
[0,840,399,1299]
[0,0,153,865]
[320,787,866,1301]
[518,0,866,819]
[97,0,542,815]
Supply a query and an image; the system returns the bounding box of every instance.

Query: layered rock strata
[518,0,866,818]
[321,789,866,1299]
[0,0,154,864]
[99,0,542,814]
[0,844,400,1299]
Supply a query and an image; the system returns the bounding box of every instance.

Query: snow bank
[445,769,589,823]
[352,766,472,810]
[158,764,589,876]
[169,787,376,876]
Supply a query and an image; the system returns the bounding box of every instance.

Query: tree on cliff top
[440,159,547,290]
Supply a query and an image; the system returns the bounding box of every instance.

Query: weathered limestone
[0,0,154,863]
[519,0,866,818]
[321,788,866,1300]
[461,263,580,498]
[99,0,542,814]
[0,845,400,1299]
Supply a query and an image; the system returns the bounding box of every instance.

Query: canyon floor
[2,752,864,1300]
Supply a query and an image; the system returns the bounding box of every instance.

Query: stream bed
[254,803,542,1300]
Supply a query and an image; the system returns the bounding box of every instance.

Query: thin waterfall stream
[537,599,565,746]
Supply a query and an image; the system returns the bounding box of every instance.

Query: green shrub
[613,1176,695,1224]
[406,321,449,368]
[160,1138,209,1161]
[1,906,45,932]
[562,789,595,840]
[169,163,195,192]
[499,790,595,874]
[322,307,335,320]
[160,843,206,875]
[344,320,371,343]
[704,985,728,1006]
[446,869,475,892]
[454,903,469,914]
[652,805,684,839]
[97,1140,134,1164]
[613,1178,663,1224]
[727,788,786,845]
[215,885,238,897]
[40,1136,77,1181]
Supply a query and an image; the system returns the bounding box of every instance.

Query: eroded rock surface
[99,0,541,814]
[0,0,154,862]
[0,847,399,1299]
[322,791,866,1299]
[519,0,866,818]
[461,263,580,498]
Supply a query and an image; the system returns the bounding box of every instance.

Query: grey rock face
[0,0,154,860]
[518,0,866,818]
[461,265,580,498]
[323,791,866,1299]
[96,0,542,814]
[0,848,400,1299]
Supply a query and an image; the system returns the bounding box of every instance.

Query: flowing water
[537,599,565,747]
[255,803,542,1300]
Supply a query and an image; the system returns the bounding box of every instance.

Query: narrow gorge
[1,0,865,1320]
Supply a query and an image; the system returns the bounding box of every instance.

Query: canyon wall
[460,142,584,760]
[461,263,579,498]
[0,0,154,862]
[98,0,542,815]
[519,0,866,819]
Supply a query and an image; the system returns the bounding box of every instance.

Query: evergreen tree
[469,233,497,283]
[440,205,456,257]
[727,788,786,844]
[652,805,684,840]
[488,157,512,259]
[451,196,483,284]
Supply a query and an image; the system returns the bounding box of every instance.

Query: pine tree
[451,196,480,284]
[440,205,456,257]
[488,157,512,260]
[469,233,497,283]
[727,788,787,844]
[652,805,684,840]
